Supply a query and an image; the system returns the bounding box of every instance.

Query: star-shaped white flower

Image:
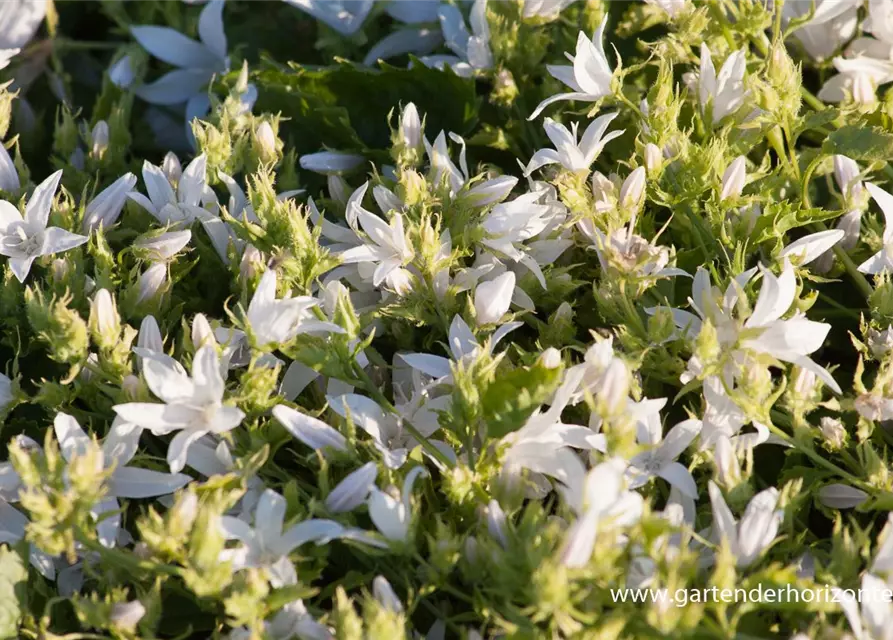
[524,113,623,175]
[0,170,88,282]
[113,345,245,473]
[528,17,614,120]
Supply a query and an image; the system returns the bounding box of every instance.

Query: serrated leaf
[0,545,27,639]
[822,125,893,162]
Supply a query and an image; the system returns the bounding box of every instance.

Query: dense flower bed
[4,0,893,638]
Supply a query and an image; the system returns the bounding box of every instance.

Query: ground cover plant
[7,0,893,637]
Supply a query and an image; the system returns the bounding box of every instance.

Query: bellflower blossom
[524,113,624,175]
[0,170,88,282]
[112,346,245,473]
[131,0,228,129]
[528,17,614,120]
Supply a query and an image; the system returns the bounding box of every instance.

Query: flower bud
[240,244,264,281]
[299,151,364,176]
[122,374,140,399]
[328,175,349,205]
[191,313,216,349]
[89,289,120,350]
[619,167,646,212]
[51,258,69,281]
[134,230,192,262]
[373,575,404,613]
[820,417,846,450]
[599,358,629,413]
[852,72,876,105]
[138,315,164,354]
[254,121,278,165]
[399,102,422,151]
[818,484,868,509]
[109,55,135,88]
[162,152,182,184]
[720,156,746,201]
[83,172,138,232]
[90,120,109,159]
[644,143,662,174]
[539,347,562,369]
[110,601,146,632]
[485,500,508,549]
[136,263,167,305]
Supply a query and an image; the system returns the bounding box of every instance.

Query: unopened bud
[136,263,167,305]
[89,289,120,349]
[91,120,109,159]
[122,374,140,399]
[539,347,562,369]
[191,313,216,349]
[720,156,746,201]
[399,103,422,151]
[110,601,146,632]
[644,143,662,174]
[619,167,646,211]
[820,417,846,450]
[328,175,349,205]
[162,152,182,184]
[254,121,278,165]
[373,575,404,613]
[599,358,629,413]
[240,244,264,281]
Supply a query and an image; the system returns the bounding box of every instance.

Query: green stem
[766,415,872,491]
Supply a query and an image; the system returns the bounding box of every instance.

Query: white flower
[523,0,577,20]
[219,489,344,587]
[524,113,624,174]
[424,0,492,76]
[228,599,332,640]
[0,170,89,282]
[131,0,228,106]
[136,263,168,304]
[627,418,702,499]
[783,0,860,61]
[834,573,893,640]
[127,154,233,263]
[818,57,893,104]
[133,230,192,262]
[54,413,191,546]
[244,268,342,346]
[720,156,747,201]
[696,45,749,124]
[778,229,846,267]
[113,345,245,473]
[272,404,348,457]
[528,17,614,120]
[858,182,893,274]
[326,462,378,513]
[372,575,404,613]
[282,0,373,36]
[501,366,607,494]
[299,151,365,176]
[707,481,782,568]
[328,393,443,469]
[339,182,415,291]
[0,499,55,579]
[82,173,139,232]
[0,142,20,193]
[474,271,515,326]
[0,0,46,70]
[655,262,841,393]
[400,314,521,384]
[367,466,428,543]
[560,459,644,568]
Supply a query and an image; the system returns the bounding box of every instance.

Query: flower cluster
[5,0,893,639]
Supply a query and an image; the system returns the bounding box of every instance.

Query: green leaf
[821,125,893,162]
[252,59,478,155]
[0,545,28,639]
[481,364,562,439]
[752,201,840,245]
